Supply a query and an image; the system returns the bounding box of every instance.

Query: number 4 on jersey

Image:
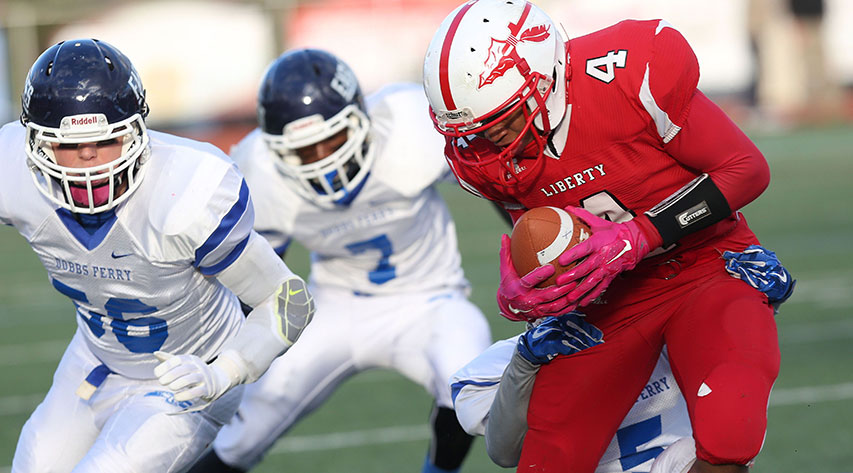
[586,50,628,83]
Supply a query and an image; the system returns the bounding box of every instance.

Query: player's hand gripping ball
[496,206,591,322]
[510,206,591,288]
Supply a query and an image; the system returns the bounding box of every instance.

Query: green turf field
[0,124,851,472]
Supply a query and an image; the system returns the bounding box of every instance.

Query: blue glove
[722,244,796,310]
[516,311,604,365]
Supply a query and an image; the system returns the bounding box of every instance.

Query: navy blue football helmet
[258,49,373,207]
[21,39,150,214]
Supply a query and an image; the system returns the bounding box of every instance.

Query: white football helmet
[423,0,568,187]
[22,39,150,215]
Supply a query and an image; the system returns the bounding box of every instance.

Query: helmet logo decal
[478,1,550,88]
[22,79,34,110]
[479,24,550,88]
[127,70,144,101]
[60,114,109,136]
[69,115,99,126]
[331,62,357,101]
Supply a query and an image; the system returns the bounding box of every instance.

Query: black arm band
[644,173,732,247]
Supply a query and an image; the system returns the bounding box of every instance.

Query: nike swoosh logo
[606,240,632,265]
[288,289,304,296]
[507,304,527,315]
[776,271,787,283]
[111,251,133,259]
[530,325,554,341]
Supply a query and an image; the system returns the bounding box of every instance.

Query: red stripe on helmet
[439,0,477,110]
[508,1,532,36]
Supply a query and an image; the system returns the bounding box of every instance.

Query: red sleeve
[664,90,770,211]
[647,23,700,133]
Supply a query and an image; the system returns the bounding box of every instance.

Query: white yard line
[1,380,851,419]
[269,424,430,454]
[2,314,852,370]
[0,340,66,366]
[0,381,851,472]
[246,381,853,459]
[769,382,853,406]
[778,318,853,344]
[0,394,43,417]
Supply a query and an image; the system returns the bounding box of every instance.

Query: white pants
[12,329,243,473]
[214,286,491,470]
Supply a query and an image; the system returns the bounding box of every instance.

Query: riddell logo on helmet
[60,114,107,132]
[70,115,99,126]
[479,24,551,88]
[284,115,323,138]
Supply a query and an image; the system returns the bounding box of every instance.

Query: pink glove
[556,207,652,307]
[497,234,575,322]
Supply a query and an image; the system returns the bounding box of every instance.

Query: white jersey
[451,338,692,473]
[230,83,466,295]
[0,122,252,379]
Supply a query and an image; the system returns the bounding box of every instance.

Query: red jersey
[445,19,768,261]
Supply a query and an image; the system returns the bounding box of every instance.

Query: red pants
[519,222,780,472]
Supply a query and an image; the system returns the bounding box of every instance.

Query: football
[510,206,591,288]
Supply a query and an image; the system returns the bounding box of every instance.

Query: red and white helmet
[423,0,568,187]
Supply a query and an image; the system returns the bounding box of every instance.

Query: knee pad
[426,405,474,471]
[691,362,773,465]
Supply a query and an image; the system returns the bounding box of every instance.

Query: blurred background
[1,0,852,142]
[1,0,852,472]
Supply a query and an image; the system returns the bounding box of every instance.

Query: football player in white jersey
[452,315,692,473]
[188,49,492,473]
[450,246,795,473]
[0,39,315,473]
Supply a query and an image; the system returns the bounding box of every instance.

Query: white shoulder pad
[228,129,299,252]
[143,131,254,274]
[229,128,267,171]
[0,122,27,226]
[146,132,237,235]
[0,122,58,235]
[368,83,452,197]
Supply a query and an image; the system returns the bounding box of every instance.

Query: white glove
[153,350,247,412]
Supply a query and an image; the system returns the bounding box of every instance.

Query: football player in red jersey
[423,1,780,472]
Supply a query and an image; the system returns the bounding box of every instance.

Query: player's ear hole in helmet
[257,48,374,208]
[21,39,150,215]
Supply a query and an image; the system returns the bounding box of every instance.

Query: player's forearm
[637,173,731,248]
[218,276,314,384]
[485,351,538,467]
[665,90,770,211]
[214,231,315,385]
[154,275,314,409]
[636,91,768,248]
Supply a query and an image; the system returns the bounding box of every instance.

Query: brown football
[510,206,591,288]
